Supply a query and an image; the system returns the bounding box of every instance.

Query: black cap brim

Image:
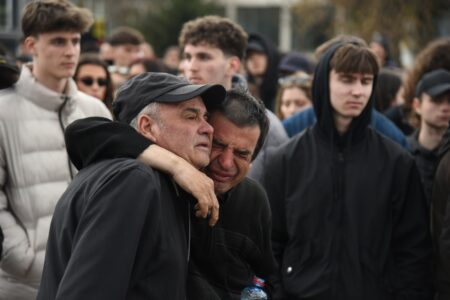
[426,84,450,98]
[157,83,226,110]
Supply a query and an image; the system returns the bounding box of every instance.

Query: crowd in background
[0,0,450,299]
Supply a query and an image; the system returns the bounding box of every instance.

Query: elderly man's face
[151,96,214,169]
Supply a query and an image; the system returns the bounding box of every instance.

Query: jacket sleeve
[391,158,433,300]
[0,129,38,280]
[52,166,160,300]
[65,117,152,170]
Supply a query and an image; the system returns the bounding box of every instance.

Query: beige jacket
[0,65,111,299]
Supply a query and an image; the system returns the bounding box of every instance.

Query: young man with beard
[63,88,277,299]
[256,41,433,299]
[37,72,226,300]
[0,1,111,299]
[409,69,450,203]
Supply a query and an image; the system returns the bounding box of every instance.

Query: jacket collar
[408,130,439,157]
[15,64,79,112]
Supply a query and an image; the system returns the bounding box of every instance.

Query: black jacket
[257,43,433,299]
[62,117,277,299]
[407,130,439,205]
[37,158,190,300]
[432,126,450,299]
[188,178,276,299]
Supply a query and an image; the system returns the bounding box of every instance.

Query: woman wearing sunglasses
[74,53,114,111]
[275,71,313,120]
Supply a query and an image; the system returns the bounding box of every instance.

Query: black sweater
[38,158,190,300]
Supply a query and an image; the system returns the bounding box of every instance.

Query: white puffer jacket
[0,65,111,299]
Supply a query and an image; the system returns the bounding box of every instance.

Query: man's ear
[413,97,422,115]
[226,56,241,76]
[24,36,37,57]
[137,114,159,143]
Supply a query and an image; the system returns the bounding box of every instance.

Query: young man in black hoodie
[256,41,433,299]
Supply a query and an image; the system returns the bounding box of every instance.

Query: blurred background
[1,0,449,68]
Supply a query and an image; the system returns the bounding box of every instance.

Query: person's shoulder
[239,177,266,194]
[75,91,112,119]
[372,109,408,146]
[87,158,160,181]
[79,158,166,200]
[282,107,316,137]
[271,126,312,155]
[0,86,18,103]
[367,128,414,162]
[233,177,270,207]
[0,87,20,117]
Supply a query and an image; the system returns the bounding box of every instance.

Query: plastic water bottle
[240,276,268,300]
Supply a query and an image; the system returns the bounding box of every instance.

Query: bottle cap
[252,276,265,287]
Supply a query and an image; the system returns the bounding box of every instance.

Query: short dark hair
[330,43,379,76]
[22,0,93,37]
[179,16,248,60]
[315,35,367,60]
[215,89,269,161]
[106,26,144,46]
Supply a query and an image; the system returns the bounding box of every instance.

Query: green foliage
[131,0,222,57]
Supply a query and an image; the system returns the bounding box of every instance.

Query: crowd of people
[0,0,450,299]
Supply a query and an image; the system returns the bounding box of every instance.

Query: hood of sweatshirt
[312,43,377,147]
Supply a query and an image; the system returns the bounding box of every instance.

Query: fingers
[194,202,209,218]
[208,200,219,227]
[193,194,220,227]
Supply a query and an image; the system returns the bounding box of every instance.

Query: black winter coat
[432,127,450,299]
[37,158,190,300]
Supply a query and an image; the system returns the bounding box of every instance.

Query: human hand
[173,164,219,227]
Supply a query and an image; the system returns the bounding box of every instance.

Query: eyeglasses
[78,77,108,87]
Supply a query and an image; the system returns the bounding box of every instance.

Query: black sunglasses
[78,76,108,87]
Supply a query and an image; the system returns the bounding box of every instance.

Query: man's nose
[65,43,78,56]
[199,118,214,136]
[187,58,198,71]
[218,148,234,170]
[351,81,365,96]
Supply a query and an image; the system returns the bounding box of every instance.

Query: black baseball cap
[113,72,226,123]
[416,69,450,98]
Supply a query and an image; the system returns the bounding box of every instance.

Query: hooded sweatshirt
[246,33,281,112]
[258,43,433,300]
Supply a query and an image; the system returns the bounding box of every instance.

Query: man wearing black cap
[409,69,450,203]
[37,72,226,300]
[61,88,278,299]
